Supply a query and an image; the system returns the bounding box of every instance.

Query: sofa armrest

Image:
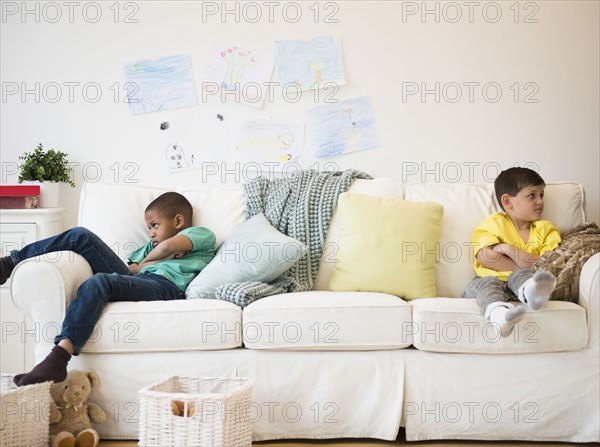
[579,252,599,349]
[10,252,93,344]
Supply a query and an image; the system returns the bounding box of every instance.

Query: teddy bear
[48,370,106,447]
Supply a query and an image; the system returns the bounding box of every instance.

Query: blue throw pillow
[185,213,308,299]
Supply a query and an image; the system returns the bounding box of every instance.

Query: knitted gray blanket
[215,169,372,307]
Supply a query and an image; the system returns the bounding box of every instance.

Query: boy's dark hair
[145,192,193,224]
[494,167,545,211]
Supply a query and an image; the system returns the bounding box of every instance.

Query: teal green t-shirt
[127,227,216,292]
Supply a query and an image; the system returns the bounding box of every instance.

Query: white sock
[518,271,557,310]
[486,302,526,338]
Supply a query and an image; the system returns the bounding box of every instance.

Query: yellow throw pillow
[329,193,443,299]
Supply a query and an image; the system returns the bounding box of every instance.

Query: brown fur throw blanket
[533,222,600,302]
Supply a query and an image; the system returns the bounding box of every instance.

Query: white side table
[0,208,65,373]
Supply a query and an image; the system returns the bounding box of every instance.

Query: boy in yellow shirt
[463,167,561,337]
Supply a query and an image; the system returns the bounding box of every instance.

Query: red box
[0,185,41,209]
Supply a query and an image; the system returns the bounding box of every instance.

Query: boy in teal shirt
[0,192,215,386]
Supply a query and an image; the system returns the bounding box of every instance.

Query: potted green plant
[18,143,75,207]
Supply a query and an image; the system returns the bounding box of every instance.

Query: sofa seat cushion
[242,291,412,350]
[411,298,588,354]
[81,299,242,353]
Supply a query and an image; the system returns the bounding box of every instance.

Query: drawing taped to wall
[157,111,229,172]
[233,119,304,169]
[199,44,274,108]
[164,143,190,170]
[306,96,380,158]
[124,53,198,115]
[275,35,345,91]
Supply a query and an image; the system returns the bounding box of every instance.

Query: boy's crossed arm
[128,235,193,274]
[477,243,539,272]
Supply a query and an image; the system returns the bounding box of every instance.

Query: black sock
[13,345,71,386]
[0,256,15,286]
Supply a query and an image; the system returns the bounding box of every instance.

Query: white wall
[1,1,598,228]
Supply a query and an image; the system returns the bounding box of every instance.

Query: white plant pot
[41,182,60,208]
[22,181,61,208]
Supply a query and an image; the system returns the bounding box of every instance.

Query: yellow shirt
[472,212,561,281]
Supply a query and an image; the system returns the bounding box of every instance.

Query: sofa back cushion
[405,183,497,298]
[78,182,246,262]
[405,181,586,298]
[79,180,585,297]
[490,182,586,234]
[175,187,246,245]
[79,182,171,261]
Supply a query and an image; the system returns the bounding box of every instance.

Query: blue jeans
[10,227,184,354]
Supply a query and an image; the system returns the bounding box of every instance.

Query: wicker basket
[0,374,52,447]
[139,376,253,447]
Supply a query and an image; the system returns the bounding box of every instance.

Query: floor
[97,430,592,446]
[98,443,579,447]
[98,442,589,447]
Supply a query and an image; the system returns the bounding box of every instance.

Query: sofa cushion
[410,298,588,354]
[405,183,496,298]
[313,177,402,290]
[491,182,586,234]
[78,182,247,261]
[79,182,171,261]
[329,193,443,299]
[242,291,413,350]
[186,213,308,300]
[81,299,242,353]
[176,187,246,245]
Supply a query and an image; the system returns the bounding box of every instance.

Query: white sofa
[11,178,599,442]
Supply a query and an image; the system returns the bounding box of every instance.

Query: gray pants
[462,269,533,314]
